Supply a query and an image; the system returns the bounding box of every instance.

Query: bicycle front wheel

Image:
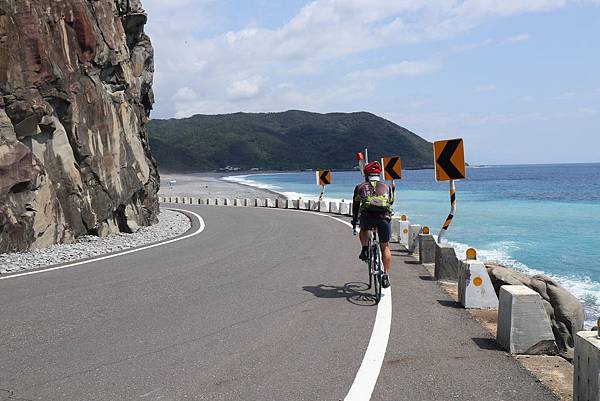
[372,244,382,303]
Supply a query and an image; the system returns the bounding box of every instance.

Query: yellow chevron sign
[434,138,466,182]
[316,170,332,186]
[382,156,402,181]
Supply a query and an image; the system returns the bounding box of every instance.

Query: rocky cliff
[0,0,159,253]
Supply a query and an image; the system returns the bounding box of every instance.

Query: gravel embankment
[0,209,191,275]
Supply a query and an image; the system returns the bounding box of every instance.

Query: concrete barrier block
[266,199,275,208]
[244,198,251,207]
[458,260,498,309]
[407,224,422,254]
[276,198,287,209]
[308,200,317,211]
[346,202,353,216]
[399,221,410,246]
[188,197,193,204]
[317,201,327,212]
[255,198,264,207]
[497,285,556,354]
[339,202,349,215]
[329,202,338,214]
[298,199,307,210]
[435,243,460,281]
[289,199,298,209]
[418,234,436,264]
[234,199,243,206]
[574,331,600,401]
[390,217,400,243]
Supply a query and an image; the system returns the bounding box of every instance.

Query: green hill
[147,110,434,172]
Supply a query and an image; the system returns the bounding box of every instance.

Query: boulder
[0,0,159,252]
[486,264,584,356]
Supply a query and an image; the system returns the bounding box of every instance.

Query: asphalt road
[0,205,557,401]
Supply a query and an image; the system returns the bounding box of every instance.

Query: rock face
[486,264,585,357]
[0,0,159,252]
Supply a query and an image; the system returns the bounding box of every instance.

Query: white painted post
[338,201,349,215]
[407,224,422,254]
[458,260,499,309]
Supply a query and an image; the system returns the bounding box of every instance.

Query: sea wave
[224,175,347,203]
[223,174,283,192]
[448,239,599,329]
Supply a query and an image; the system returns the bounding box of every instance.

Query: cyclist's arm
[352,186,361,223]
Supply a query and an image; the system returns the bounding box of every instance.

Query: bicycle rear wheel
[365,238,373,289]
[372,244,382,303]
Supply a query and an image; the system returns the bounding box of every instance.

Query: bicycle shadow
[302,282,377,306]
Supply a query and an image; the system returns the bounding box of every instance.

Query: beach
[159,173,286,200]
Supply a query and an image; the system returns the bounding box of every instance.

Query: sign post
[433,138,466,242]
[316,170,332,201]
[382,155,402,199]
[356,152,365,180]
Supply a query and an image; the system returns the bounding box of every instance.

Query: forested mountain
[148,110,434,172]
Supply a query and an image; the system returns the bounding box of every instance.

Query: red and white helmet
[363,161,382,176]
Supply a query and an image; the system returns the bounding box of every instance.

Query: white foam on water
[447,239,600,329]
[223,174,283,192]
[225,175,350,204]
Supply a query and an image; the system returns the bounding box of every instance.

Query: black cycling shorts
[359,214,392,243]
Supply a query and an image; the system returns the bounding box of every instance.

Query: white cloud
[142,0,576,118]
[346,61,440,80]
[173,87,198,102]
[553,91,576,100]
[474,84,497,93]
[226,76,265,100]
[451,38,494,53]
[505,33,531,43]
[578,107,598,114]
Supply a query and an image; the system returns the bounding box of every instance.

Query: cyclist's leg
[376,219,393,274]
[380,242,392,273]
[358,214,374,261]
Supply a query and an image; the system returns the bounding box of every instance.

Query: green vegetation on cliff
[148,110,433,172]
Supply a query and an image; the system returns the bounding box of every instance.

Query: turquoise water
[226,164,600,326]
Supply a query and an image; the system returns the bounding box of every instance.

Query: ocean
[225,163,600,328]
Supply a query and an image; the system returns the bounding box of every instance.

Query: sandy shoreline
[159,173,287,200]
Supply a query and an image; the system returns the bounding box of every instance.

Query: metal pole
[319,185,325,201]
[438,180,456,243]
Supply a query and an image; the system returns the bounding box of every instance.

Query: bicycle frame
[366,228,384,303]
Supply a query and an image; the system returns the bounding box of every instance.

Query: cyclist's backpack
[357,181,393,214]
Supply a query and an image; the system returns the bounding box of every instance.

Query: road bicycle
[354,225,384,304]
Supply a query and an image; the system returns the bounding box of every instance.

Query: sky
[142,0,600,165]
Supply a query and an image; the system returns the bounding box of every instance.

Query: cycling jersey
[352,180,394,221]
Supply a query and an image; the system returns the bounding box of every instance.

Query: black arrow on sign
[437,139,464,179]
[320,171,331,185]
[384,157,401,180]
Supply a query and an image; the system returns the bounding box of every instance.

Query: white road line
[344,286,392,401]
[317,213,394,401]
[0,208,205,281]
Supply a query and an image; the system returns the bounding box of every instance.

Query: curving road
[0,205,557,401]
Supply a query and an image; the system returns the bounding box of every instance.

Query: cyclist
[351,161,394,288]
